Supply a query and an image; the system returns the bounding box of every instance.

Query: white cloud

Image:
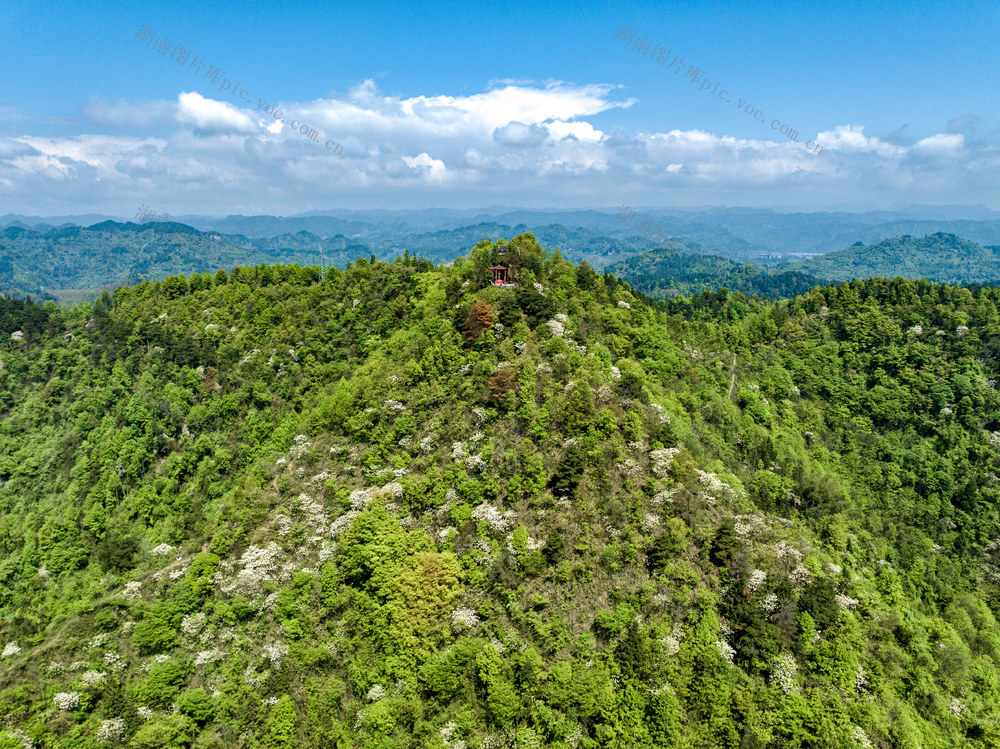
[913,133,964,155]
[546,120,605,143]
[175,92,260,134]
[0,138,40,159]
[15,135,162,179]
[813,124,906,157]
[0,80,997,214]
[493,121,549,147]
[401,152,448,183]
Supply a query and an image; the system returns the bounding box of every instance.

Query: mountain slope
[0,222,265,303]
[0,221,678,303]
[605,247,825,299]
[0,223,379,304]
[782,232,1000,283]
[0,237,1000,747]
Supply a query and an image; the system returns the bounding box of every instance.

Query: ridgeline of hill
[0,221,659,305]
[10,206,1000,257]
[605,247,825,300]
[781,232,1000,284]
[1,234,1000,746]
[0,222,373,306]
[4,220,1000,309]
[607,233,1000,302]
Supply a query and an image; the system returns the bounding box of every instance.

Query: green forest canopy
[0,234,999,747]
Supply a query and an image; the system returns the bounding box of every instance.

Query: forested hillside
[1,234,1000,747]
[0,222,653,306]
[781,233,1000,284]
[0,223,370,305]
[606,247,825,300]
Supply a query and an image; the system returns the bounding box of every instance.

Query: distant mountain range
[2,211,999,306]
[0,220,673,304]
[644,208,1000,256]
[6,206,1000,260]
[606,232,1000,301]
[0,222,370,305]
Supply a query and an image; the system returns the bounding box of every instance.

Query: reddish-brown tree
[463,300,495,342]
[486,369,518,407]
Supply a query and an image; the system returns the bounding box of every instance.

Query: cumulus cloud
[913,133,964,155]
[401,152,448,183]
[14,135,162,180]
[493,121,549,147]
[0,79,997,214]
[175,92,260,134]
[546,120,605,143]
[813,125,906,157]
[0,138,40,160]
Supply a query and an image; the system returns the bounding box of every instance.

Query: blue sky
[1,0,998,216]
